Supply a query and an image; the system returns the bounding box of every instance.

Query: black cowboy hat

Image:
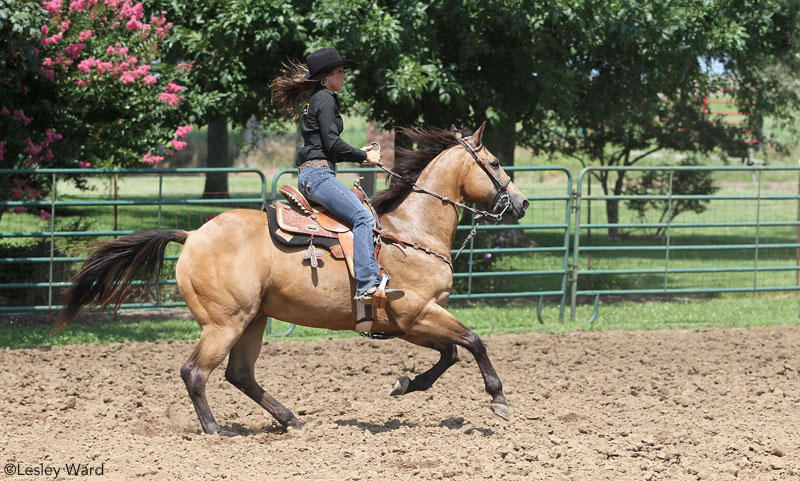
[304,46,358,79]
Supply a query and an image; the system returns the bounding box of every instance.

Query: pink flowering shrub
[1,0,195,218]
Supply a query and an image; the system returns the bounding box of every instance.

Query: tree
[154,0,313,198]
[1,0,194,221]
[520,0,800,237]
[328,1,558,172]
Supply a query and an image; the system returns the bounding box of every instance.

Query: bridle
[455,135,512,220]
[369,136,514,262]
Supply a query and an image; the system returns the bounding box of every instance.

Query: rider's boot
[355,274,404,305]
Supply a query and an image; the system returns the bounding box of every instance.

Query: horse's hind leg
[224,315,302,429]
[181,325,245,436]
[404,305,510,420]
[390,335,458,396]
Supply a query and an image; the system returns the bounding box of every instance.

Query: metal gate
[569,165,800,321]
[4,165,798,329]
[0,168,267,313]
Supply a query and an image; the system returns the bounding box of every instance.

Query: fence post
[664,171,674,291]
[570,169,586,321]
[754,170,762,289]
[559,171,574,323]
[48,172,57,311]
[156,173,164,307]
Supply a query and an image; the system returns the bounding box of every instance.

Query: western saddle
[267,184,390,310]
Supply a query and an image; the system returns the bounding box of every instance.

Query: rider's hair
[270,60,324,120]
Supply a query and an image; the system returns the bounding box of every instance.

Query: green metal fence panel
[570,166,800,322]
[0,168,268,314]
[271,165,574,321]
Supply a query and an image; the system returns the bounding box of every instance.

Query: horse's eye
[490,160,500,169]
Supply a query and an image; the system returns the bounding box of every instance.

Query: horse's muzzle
[495,191,528,221]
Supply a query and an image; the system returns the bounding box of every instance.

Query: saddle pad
[265,205,343,258]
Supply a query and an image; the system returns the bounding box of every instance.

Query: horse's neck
[379,150,465,254]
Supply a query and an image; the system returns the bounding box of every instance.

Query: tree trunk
[605,198,620,239]
[482,114,516,180]
[202,116,230,199]
[604,171,627,239]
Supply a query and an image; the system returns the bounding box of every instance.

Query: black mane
[372,126,473,214]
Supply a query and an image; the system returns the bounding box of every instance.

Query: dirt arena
[2,325,799,480]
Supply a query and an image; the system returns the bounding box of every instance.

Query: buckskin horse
[57,122,529,436]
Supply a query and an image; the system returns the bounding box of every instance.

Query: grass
[1,294,797,349]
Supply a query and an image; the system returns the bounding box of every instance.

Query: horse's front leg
[401,304,509,420]
[390,335,458,396]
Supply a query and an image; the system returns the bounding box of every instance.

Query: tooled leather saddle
[264,184,376,281]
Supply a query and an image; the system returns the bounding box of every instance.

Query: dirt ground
[2,325,799,481]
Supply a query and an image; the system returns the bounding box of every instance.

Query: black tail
[56,230,189,330]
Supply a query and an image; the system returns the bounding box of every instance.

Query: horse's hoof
[214,427,239,437]
[286,420,304,430]
[389,376,410,396]
[490,402,511,421]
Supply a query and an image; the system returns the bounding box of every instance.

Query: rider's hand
[364,149,383,167]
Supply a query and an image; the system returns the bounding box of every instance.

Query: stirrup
[356,288,404,306]
[355,275,404,307]
[354,286,378,304]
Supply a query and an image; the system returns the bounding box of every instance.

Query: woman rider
[270,46,402,305]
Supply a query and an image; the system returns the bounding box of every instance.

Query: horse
[56,122,529,436]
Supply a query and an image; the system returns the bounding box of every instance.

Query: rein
[362,137,512,269]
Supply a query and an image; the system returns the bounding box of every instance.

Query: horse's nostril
[522,199,530,210]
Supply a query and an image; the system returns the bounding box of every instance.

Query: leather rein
[362,137,513,271]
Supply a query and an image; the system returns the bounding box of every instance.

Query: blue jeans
[298,165,380,293]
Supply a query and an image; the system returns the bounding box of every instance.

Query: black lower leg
[181,364,236,436]
[405,344,458,393]
[225,367,302,429]
[461,331,506,407]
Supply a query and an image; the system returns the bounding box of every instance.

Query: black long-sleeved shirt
[295,86,367,168]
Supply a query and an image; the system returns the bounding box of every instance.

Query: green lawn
[1,294,797,349]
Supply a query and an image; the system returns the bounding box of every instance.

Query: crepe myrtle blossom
[175,125,193,138]
[158,92,182,107]
[2,0,191,194]
[42,0,62,14]
[143,152,164,164]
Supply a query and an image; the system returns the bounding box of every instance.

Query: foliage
[334,0,546,163]
[154,0,311,126]
[517,0,800,235]
[624,159,719,237]
[1,0,197,219]
[0,215,93,307]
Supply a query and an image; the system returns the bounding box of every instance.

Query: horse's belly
[262,252,366,331]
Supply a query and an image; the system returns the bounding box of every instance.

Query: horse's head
[451,122,529,221]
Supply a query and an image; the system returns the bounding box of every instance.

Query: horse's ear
[450,124,463,140]
[472,121,487,146]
